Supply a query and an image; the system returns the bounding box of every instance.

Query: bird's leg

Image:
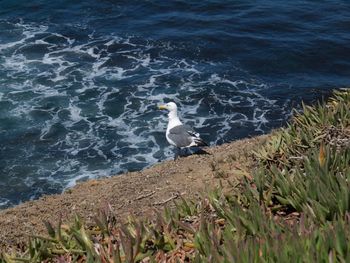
[174,147,181,160]
[185,147,195,157]
[184,147,190,156]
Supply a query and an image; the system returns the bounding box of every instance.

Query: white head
[159,102,177,111]
[159,102,178,119]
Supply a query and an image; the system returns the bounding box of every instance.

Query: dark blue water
[0,0,349,208]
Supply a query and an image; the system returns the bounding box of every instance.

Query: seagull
[159,102,208,158]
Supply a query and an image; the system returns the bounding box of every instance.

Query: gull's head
[158,102,178,112]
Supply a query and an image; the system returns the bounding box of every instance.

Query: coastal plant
[253,89,350,222]
[254,89,350,170]
[256,144,350,222]
[2,182,350,262]
[0,201,200,262]
[192,188,350,262]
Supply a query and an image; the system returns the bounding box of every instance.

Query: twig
[117,203,125,210]
[289,156,304,160]
[152,192,185,206]
[135,191,156,201]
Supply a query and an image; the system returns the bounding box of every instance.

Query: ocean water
[0,0,349,209]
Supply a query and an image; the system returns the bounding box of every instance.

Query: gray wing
[167,125,194,147]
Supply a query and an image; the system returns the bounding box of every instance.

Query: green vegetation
[1,89,350,262]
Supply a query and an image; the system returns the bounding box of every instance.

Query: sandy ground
[0,135,268,252]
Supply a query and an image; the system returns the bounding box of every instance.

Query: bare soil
[0,135,268,253]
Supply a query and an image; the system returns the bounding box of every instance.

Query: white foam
[0,198,9,207]
[69,103,83,122]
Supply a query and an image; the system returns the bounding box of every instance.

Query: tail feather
[194,137,208,147]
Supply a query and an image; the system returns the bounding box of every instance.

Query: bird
[158,102,208,158]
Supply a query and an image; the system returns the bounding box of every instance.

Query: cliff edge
[0,135,267,251]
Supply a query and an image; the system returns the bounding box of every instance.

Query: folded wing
[167,124,208,148]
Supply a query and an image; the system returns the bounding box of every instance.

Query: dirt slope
[0,135,267,252]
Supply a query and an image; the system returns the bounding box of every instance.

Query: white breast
[165,116,182,146]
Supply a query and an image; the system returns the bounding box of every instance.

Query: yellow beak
[158,105,167,110]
